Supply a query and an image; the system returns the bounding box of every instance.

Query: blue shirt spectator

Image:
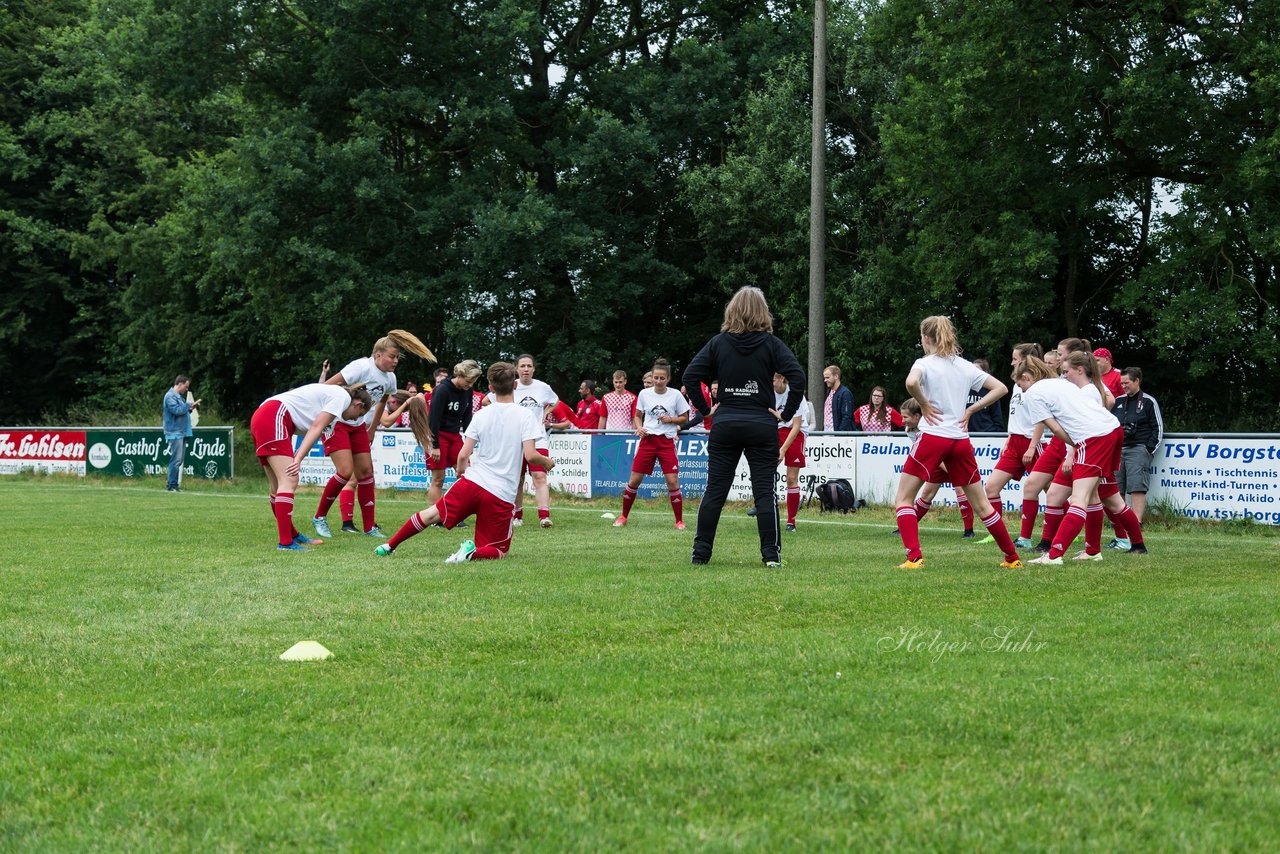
[163,376,199,491]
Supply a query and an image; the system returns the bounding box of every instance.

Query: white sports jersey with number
[1022,377,1119,443]
[337,356,396,426]
[268,384,352,434]
[461,402,546,504]
[1006,387,1039,438]
[636,387,690,439]
[913,354,989,440]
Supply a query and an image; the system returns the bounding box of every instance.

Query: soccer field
[2,479,1278,850]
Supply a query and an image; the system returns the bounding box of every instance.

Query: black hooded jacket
[684,332,806,426]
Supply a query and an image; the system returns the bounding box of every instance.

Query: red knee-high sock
[339,488,356,522]
[957,491,974,530]
[272,492,295,546]
[537,506,550,521]
[786,487,800,524]
[1097,482,1129,539]
[1084,504,1104,554]
[1049,504,1087,558]
[1041,505,1066,545]
[1113,506,1144,546]
[471,545,505,560]
[314,474,349,518]
[981,509,1019,562]
[669,488,683,523]
[357,476,376,531]
[621,485,638,518]
[1021,499,1041,540]
[513,506,524,520]
[897,505,922,560]
[914,496,933,520]
[387,512,427,550]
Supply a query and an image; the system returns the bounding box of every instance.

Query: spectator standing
[601,371,637,430]
[162,376,200,492]
[1112,367,1163,530]
[575,380,606,429]
[1094,348,1125,399]
[854,386,904,432]
[965,359,1005,432]
[823,365,855,431]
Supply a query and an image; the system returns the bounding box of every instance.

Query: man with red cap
[1094,348,1124,399]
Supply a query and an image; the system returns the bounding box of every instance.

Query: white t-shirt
[269,384,352,434]
[461,402,546,504]
[1006,386,1039,438]
[337,356,396,426]
[912,354,989,439]
[1022,378,1119,443]
[636,387,690,439]
[775,392,814,434]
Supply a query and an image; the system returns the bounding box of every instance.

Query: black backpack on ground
[816,478,858,514]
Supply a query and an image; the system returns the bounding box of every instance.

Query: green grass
[2,478,1278,850]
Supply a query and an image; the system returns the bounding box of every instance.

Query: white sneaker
[1028,554,1063,566]
[1072,550,1103,562]
[511,518,524,527]
[444,539,476,564]
[539,517,553,528]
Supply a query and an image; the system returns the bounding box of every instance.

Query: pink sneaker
[612,516,628,527]
[674,521,687,530]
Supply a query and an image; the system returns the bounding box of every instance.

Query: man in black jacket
[1111,366,1163,526]
[685,287,805,567]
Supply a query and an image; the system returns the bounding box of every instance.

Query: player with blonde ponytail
[311,330,436,539]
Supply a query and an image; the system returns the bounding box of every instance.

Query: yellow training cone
[279,641,333,661]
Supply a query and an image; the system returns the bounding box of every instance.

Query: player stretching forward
[251,384,372,551]
[312,330,435,539]
[771,371,813,532]
[614,358,690,529]
[1024,351,1146,564]
[893,316,1023,570]
[375,362,554,563]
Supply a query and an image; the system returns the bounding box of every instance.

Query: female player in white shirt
[507,354,559,528]
[892,316,1023,570]
[250,383,372,550]
[771,371,813,532]
[1024,350,1146,563]
[613,359,690,529]
[310,330,434,539]
[980,354,1054,542]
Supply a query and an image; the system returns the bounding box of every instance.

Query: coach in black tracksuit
[685,287,805,566]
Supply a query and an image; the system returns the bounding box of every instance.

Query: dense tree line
[3,0,1276,428]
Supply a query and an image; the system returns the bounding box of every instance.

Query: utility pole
[808,0,827,426]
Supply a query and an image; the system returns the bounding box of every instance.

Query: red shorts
[1052,457,1076,488]
[435,477,513,557]
[251,399,295,463]
[1069,427,1124,481]
[428,430,463,471]
[322,419,372,456]
[631,434,679,475]
[778,428,806,468]
[1031,436,1067,476]
[903,433,980,487]
[522,448,551,476]
[994,434,1038,478]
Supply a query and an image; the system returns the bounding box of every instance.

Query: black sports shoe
[961,529,975,539]
[455,520,468,529]
[1128,544,1149,555]
[340,521,360,534]
[785,523,797,533]
[745,506,758,517]
[691,557,709,565]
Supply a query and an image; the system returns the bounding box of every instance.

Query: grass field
[2,477,1278,850]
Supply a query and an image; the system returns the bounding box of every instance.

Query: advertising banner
[84,428,234,480]
[545,433,593,497]
[591,433,712,498]
[0,429,87,475]
[725,433,862,504]
[296,431,455,492]
[1152,437,1280,524]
